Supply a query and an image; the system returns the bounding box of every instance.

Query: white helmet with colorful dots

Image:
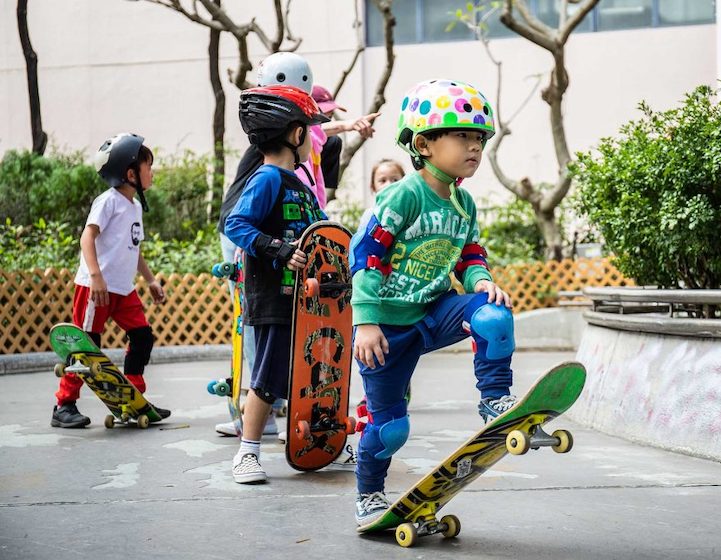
[395,78,495,158]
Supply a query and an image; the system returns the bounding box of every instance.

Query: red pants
[55,286,150,405]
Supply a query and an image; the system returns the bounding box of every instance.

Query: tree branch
[500,0,556,52]
[559,0,599,43]
[17,0,47,155]
[333,0,364,98]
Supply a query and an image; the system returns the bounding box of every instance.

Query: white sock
[238,439,261,462]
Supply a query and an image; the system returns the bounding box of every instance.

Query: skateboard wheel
[506,429,531,455]
[344,416,357,435]
[304,278,319,297]
[440,514,461,538]
[395,523,418,548]
[207,380,218,395]
[214,381,231,397]
[137,415,150,429]
[104,415,115,429]
[90,362,102,375]
[552,429,573,453]
[296,420,311,440]
[54,363,66,378]
[212,262,234,278]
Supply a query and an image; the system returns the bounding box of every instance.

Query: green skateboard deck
[50,323,162,428]
[357,361,586,547]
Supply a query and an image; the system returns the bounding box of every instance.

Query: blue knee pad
[463,293,515,360]
[363,404,410,460]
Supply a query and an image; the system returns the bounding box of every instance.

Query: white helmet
[256,52,313,94]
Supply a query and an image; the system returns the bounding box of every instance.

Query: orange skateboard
[286,221,356,471]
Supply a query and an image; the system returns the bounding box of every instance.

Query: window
[597,0,653,31]
[658,0,715,26]
[365,0,717,47]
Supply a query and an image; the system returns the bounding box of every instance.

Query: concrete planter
[572,288,721,461]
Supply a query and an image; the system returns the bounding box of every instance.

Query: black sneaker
[151,406,171,421]
[51,402,91,428]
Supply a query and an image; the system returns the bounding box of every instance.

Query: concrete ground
[1,351,720,559]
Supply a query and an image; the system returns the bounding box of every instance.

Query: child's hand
[148,280,166,304]
[89,273,109,307]
[286,247,307,271]
[353,324,389,369]
[474,280,512,308]
[345,112,380,139]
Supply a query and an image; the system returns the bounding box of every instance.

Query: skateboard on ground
[357,361,587,547]
[286,220,356,471]
[50,323,163,429]
[207,248,247,437]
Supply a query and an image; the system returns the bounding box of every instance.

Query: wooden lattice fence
[1,258,631,354]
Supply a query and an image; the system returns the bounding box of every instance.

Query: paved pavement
[1,351,720,559]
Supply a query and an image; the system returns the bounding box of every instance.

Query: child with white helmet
[349,79,516,525]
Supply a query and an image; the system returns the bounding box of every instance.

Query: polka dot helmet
[396,79,495,156]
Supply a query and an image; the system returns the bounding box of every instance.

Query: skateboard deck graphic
[357,361,586,547]
[50,323,162,428]
[207,249,246,437]
[286,221,355,471]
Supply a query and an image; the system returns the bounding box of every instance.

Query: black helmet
[93,133,152,212]
[239,85,329,145]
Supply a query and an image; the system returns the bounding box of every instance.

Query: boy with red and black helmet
[224,85,329,484]
[51,133,170,428]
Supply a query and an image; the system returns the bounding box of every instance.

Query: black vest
[244,170,324,326]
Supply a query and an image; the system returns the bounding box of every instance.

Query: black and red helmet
[239,85,329,145]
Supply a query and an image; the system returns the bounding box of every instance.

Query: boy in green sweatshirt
[350,79,516,525]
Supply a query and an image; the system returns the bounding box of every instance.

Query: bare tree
[208,0,225,223]
[16,0,47,155]
[460,0,599,260]
[139,0,396,188]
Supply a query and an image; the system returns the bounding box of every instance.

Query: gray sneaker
[478,394,517,422]
[232,453,267,484]
[355,491,391,526]
[51,402,90,428]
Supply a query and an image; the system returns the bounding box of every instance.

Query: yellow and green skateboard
[357,361,586,547]
[50,323,162,429]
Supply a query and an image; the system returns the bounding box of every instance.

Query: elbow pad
[254,233,296,264]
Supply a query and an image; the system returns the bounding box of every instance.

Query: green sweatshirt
[352,171,493,326]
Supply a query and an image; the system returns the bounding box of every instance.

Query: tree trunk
[537,210,563,261]
[16,0,47,155]
[208,0,225,224]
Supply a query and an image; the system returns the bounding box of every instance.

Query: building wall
[1,1,716,208]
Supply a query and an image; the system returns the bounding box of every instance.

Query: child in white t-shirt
[52,133,170,428]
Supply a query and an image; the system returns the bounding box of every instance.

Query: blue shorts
[250,324,291,400]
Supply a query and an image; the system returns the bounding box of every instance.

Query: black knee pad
[252,388,276,405]
[125,326,154,375]
[87,332,101,348]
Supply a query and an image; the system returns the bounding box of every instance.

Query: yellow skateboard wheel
[552,429,573,453]
[440,514,461,538]
[137,415,150,429]
[506,429,531,455]
[395,523,418,547]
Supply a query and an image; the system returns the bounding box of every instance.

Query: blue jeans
[355,291,513,493]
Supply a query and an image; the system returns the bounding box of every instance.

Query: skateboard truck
[395,514,461,548]
[506,425,573,455]
[54,359,102,378]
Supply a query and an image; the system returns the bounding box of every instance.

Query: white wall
[2,1,716,207]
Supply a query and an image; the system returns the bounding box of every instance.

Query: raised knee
[463,294,515,360]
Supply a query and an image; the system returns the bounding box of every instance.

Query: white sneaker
[232,453,267,484]
[278,430,287,443]
[215,421,237,437]
[327,444,357,471]
[355,491,391,526]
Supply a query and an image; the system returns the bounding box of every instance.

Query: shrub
[477,197,545,266]
[571,85,721,288]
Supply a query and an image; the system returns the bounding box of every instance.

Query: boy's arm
[80,224,109,307]
[138,253,165,304]
[224,168,298,267]
[456,195,512,307]
[350,185,415,325]
[322,112,380,139]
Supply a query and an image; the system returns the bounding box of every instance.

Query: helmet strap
[282,125,315,186]
[128,164,149,212]
[423,161,470,220]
